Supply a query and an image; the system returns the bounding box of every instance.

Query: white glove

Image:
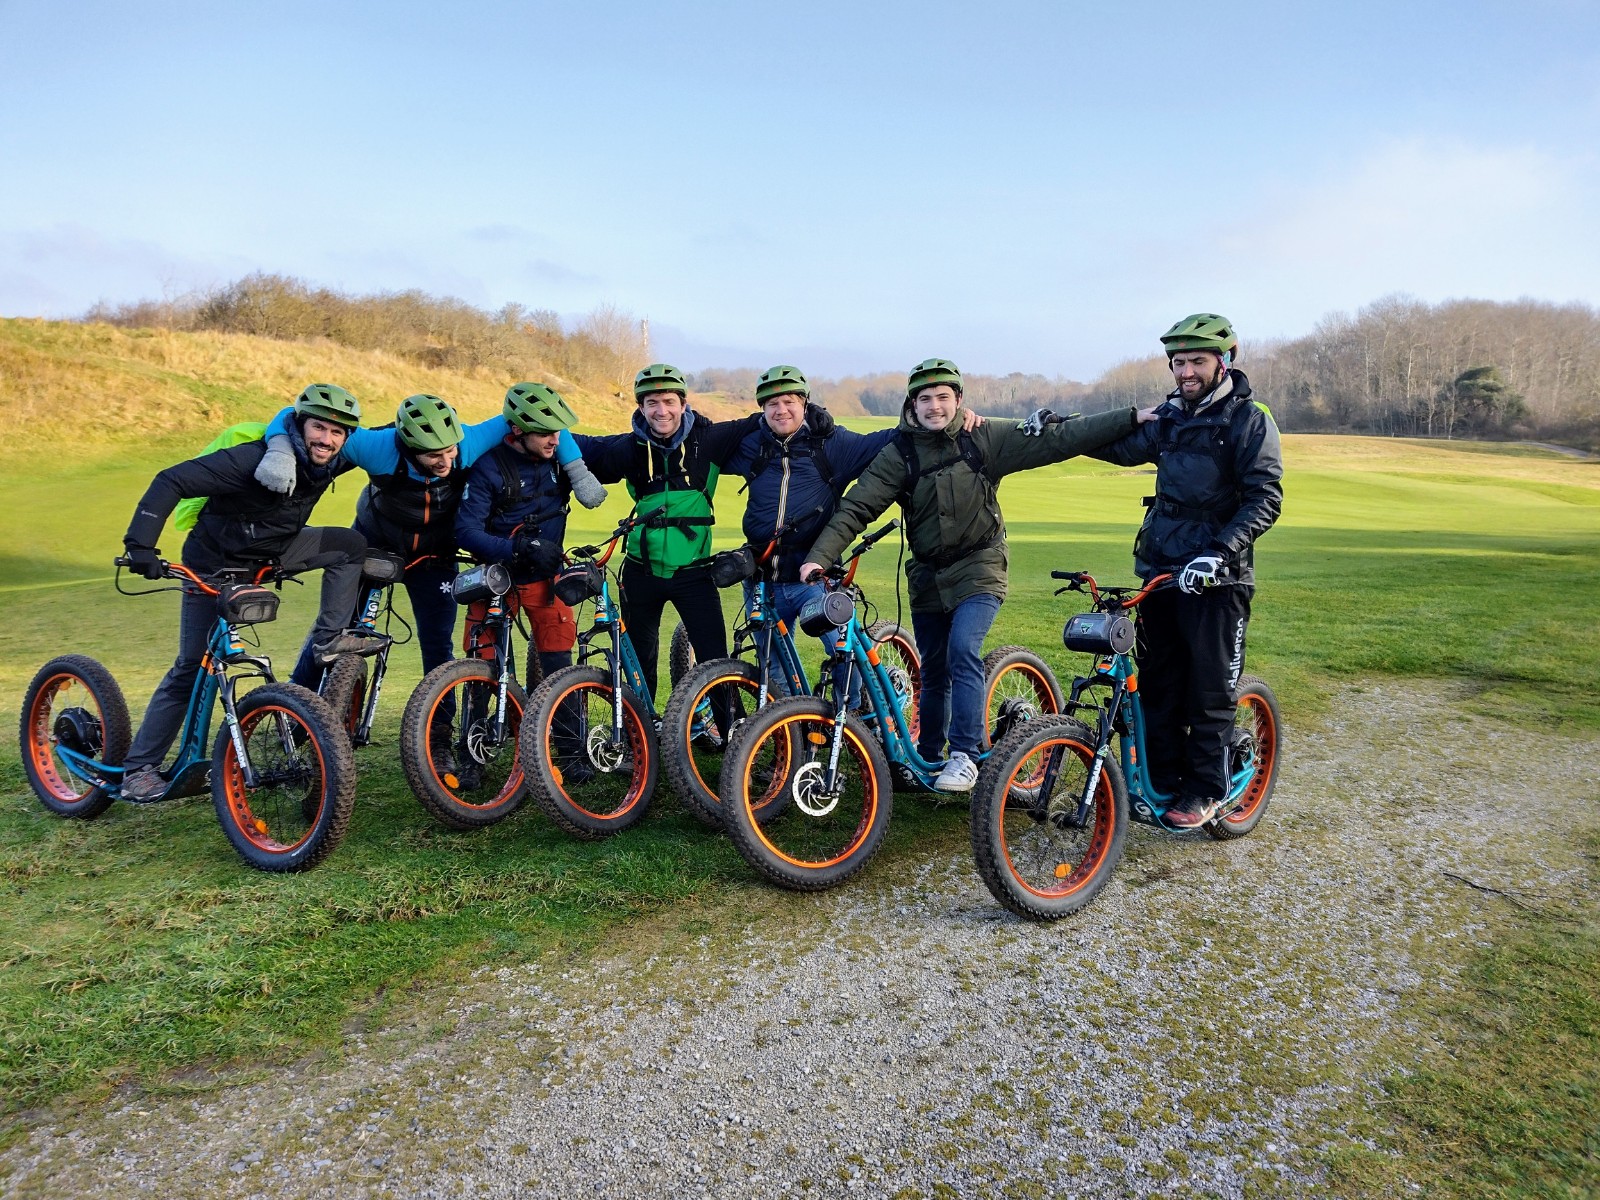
[1178,554,1223,594]
[564,458,608,509]
[1017,407,1056,437]
[254,434,297,494]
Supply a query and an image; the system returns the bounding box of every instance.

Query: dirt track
[4,681,1597,1199]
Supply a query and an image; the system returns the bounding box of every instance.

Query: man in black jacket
[118,384,369,801]
[1096,314,1283,827]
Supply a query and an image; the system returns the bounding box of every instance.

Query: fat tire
[521,664,658,840]
[718,696,893,892]
[668,621,695,689]
[211,683,356,872]
[20,655,131,819]
[399,659,530,830]
[1206,676,1282,841]
[319,654,368,740]
[981,645,1064,748]
[659,658,768,829]
[970,715,1128,920]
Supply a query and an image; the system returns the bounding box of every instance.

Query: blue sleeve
[263,406,295,441]
[830,427,898,485]
[461,416,511,467]
[455,456,515,564]
[264,406,391,474]
[340,425,402,475]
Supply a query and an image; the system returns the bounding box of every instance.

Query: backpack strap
[894,429,986,506]
[489,442,524,513]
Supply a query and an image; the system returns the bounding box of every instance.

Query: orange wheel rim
[27,675,96,804]
[550,682,650,820]
[220,705,324,854]
[426,675,524,809]
[1001,736,1116,899]
[1223,696,1276,824]
[744,714,876,869]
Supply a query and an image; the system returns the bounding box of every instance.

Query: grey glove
[1178,554,1223,594]
[254,434,297,494]
[563,458,608,509]
[1017,408,1056,437]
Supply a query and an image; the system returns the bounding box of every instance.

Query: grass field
[2,422,1598,1194]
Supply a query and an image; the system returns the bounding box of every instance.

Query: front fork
[818,631,858,794]
[1051,679,1127,828]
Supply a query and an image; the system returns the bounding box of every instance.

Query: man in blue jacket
[724,365,980,689]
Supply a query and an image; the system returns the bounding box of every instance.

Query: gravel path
[4,681,1597,1199]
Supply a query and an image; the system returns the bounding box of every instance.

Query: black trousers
[618,559,728,715]
[1135,584,1253,803]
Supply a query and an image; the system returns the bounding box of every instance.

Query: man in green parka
[801,358,1157,791]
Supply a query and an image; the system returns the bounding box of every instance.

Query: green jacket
[806,405,1139,613]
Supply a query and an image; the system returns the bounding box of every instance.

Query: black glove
[124,544,164,580]
[513,530,563,578]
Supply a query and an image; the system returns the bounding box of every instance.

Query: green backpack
[172,422,268,531]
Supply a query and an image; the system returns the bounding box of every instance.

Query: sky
[2,0,1598,381]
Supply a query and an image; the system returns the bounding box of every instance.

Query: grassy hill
[0,317,750,457]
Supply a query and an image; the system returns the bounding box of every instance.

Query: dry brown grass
[0,318,747,454]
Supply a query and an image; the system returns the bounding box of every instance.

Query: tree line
[85,273,649,401]
[85,280,1600,449]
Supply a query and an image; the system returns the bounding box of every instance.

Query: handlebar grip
[868,518,901,542]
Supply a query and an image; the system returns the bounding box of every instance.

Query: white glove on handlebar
[1178,554,1223,594]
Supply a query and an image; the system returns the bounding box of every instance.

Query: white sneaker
[933,751,979,793]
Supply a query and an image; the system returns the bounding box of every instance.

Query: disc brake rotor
[791,761,840,817]
[587,725,627,773]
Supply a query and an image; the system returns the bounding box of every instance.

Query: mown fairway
[2,428,1597,1193]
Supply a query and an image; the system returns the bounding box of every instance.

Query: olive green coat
[805,405,1138,613]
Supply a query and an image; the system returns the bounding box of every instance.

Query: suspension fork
[819,626,857,792]
[1067,680,1127,826]
[216,660,263,789]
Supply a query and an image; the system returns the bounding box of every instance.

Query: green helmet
[503,382,577,433]
[633,362,687,402]
[906,358,963,400]
[396,393,463,451]
[295,383,362,429]
[1160,313,1238,358]
[755,364,808,406]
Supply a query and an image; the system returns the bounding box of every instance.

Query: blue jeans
[911,592,1002,761]
[752,579,859,706]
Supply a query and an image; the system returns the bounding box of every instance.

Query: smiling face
[300,416,350,466]
[1169,350,1225,401]
[639,391,687,439]
[517,430,561,461]
[912,384,960,431]
[413,445,459,477]
[761,393,806,438]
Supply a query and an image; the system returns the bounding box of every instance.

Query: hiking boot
[1166,797,1219,829]
[314,632,383,666]
[120,764,167,802]
[932,751,979,793]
